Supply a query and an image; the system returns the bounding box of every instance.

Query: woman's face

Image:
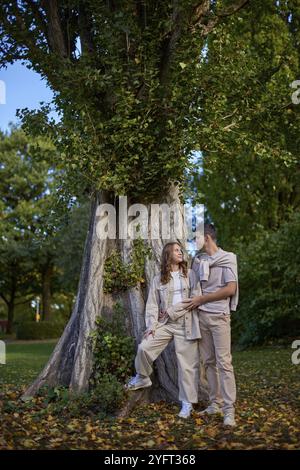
[171,244,183,264]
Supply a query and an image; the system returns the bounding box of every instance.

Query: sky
[0,62,57,133]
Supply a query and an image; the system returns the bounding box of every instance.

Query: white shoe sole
[199,409,223,416]
[223,420,236,427]
[178,412,192,419]
[125,381,152,391]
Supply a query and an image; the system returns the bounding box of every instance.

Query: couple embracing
[126,224,238,427]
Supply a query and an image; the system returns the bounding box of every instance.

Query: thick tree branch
[41,0,68,58]
[159,2,183,86]
[135,0,147,30]
[190,0,210,24]
[24,0,48,39]
[217,0,251,18]
[159,0,250,86]
[0,293,9,306]
[10,1,42,54]
[191,0,250,35]
[159,28,182,85]
[78,1,95,55]
[15,294,34,307]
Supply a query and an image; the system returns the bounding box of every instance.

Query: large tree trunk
[22,190,112,398]
[6,278,16,334]
[22,186,208,403]
[6,301,15,335]
[42,262,53,321]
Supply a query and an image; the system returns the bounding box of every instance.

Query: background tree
[0,128,53,332]
[0,127,89,332]
[191,0,300,247]
[233,211,300,348]
[52,199,91,319]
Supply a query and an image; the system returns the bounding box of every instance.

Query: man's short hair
[204,223,217,241]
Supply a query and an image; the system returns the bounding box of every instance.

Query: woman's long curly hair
[160,242,188,285]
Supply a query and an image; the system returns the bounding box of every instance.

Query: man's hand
[181,296,204,310]
[182,282,237,311]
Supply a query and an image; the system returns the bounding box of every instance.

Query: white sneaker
[125,374,152,391]
[223,412,236,427]
[178,401,193,419]
[199,404,223,416]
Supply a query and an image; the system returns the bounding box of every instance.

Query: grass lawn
[0,341,299,450]
[0,340,57,386]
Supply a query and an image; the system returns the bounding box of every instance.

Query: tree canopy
[191,0,300,245]
[0,0,251,202]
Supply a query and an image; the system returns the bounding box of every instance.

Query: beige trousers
[198,310,236,413]
[135,318,199,403]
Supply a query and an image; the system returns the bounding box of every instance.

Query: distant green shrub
[232,211,300,347]
[17,320,65,340]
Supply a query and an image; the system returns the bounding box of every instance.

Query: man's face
[203,234,210,253]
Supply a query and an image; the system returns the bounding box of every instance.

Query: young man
[183,224,238,427]
[126,242,202,418]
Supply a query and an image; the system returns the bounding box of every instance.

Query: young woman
[126,242,202,418]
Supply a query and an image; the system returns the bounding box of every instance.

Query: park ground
[0,341,299,450]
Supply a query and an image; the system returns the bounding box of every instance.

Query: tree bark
[7,301,15,335]
[6,276,17,334]
[22,186,208,404]
[22,190,112,397]
[42,262,53,321]
[42,0,68,58]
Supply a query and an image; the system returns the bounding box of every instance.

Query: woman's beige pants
[135,318,199,403]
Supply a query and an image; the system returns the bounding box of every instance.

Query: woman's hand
[158,310,169,322]
[143,329,155,339]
